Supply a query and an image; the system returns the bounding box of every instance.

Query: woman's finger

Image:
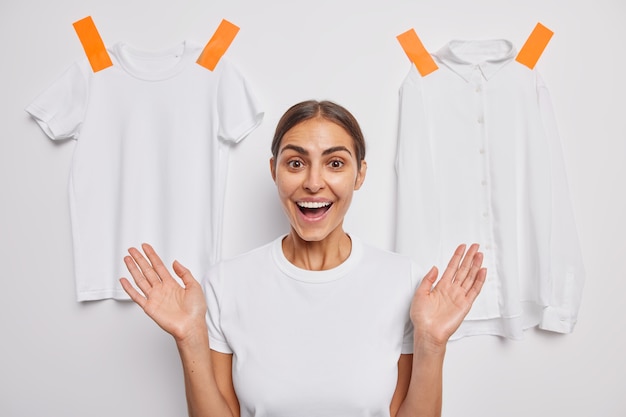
[124,252,154,296]
[173,260,196,288]
[459,251,484,291]
[417,266,439,293]
[119,277,147,308]
[438,244,466,286]
[128,245,163,287]
[453,243,480,285]
[141,243,175,285]
[465,267,488,302]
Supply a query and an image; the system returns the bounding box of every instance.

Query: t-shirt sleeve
[401,260,425,354]
[202,264,233,354]
[25,61,89,141]
[216,59,263,144]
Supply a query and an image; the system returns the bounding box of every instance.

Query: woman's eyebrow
[322,146,352,156]
[279,144,308,155]
[279,144,352,156]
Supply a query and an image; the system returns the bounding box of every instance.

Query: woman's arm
[390,354,413,416]
[395,244,486,417]
[120,243,236,417]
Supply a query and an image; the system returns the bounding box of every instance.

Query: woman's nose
[303,166,324,192]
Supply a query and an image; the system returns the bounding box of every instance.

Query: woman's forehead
[280,119,353,150]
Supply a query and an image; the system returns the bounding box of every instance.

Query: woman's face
[270,117,367,243]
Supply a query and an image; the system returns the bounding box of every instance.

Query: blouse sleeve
[535,72,586,333]
[394,66,441,266]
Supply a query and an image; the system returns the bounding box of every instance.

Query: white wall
[1,0,624,415]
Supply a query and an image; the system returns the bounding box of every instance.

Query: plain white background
[1,0,624,415]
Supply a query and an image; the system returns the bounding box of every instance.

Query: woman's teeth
[297,201,331,209]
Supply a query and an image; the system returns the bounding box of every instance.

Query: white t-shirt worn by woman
[203,235,424,417]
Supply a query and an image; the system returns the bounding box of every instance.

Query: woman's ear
[354,160,367,190]
[269,157,277,182]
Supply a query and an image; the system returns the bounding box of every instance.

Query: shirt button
[481,180,487,186]
[477,116,484,124]
[479,148,485,154]
[475,86,482,93]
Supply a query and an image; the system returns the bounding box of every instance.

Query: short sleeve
[202,264,232,354]
[401,320,414,354]
[216,59,263,144]
[401,260,424,354]
[25,61,90,141]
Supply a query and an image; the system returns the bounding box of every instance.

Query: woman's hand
[410,244,487,351]
[120,243,208,343]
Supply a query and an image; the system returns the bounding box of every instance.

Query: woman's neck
[282,228,352,271]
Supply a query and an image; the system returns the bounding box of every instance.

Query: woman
[120,100,486,417]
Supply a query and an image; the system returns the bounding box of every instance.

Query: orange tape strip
[396,29,438,77]
[197,19,240,71]
[516,22,554,70]
[73,16,113,73]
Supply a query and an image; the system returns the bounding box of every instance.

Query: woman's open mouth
[297,201,332,218]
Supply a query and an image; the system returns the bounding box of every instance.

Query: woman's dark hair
[271,100,366,169]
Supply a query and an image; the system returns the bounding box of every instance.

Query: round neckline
[112,41,198,81]
[271,235,363,283]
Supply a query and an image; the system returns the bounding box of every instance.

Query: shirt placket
[471,66,499,311]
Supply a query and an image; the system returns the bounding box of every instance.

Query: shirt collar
[432,39,517,82]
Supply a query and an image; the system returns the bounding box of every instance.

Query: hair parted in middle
[271,100,367,170]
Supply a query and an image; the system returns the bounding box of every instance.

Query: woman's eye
[287,160,303,169]
[329,160,344,168]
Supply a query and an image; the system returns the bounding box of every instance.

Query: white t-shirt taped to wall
[203,235,424,417]
[26,41,263,301]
